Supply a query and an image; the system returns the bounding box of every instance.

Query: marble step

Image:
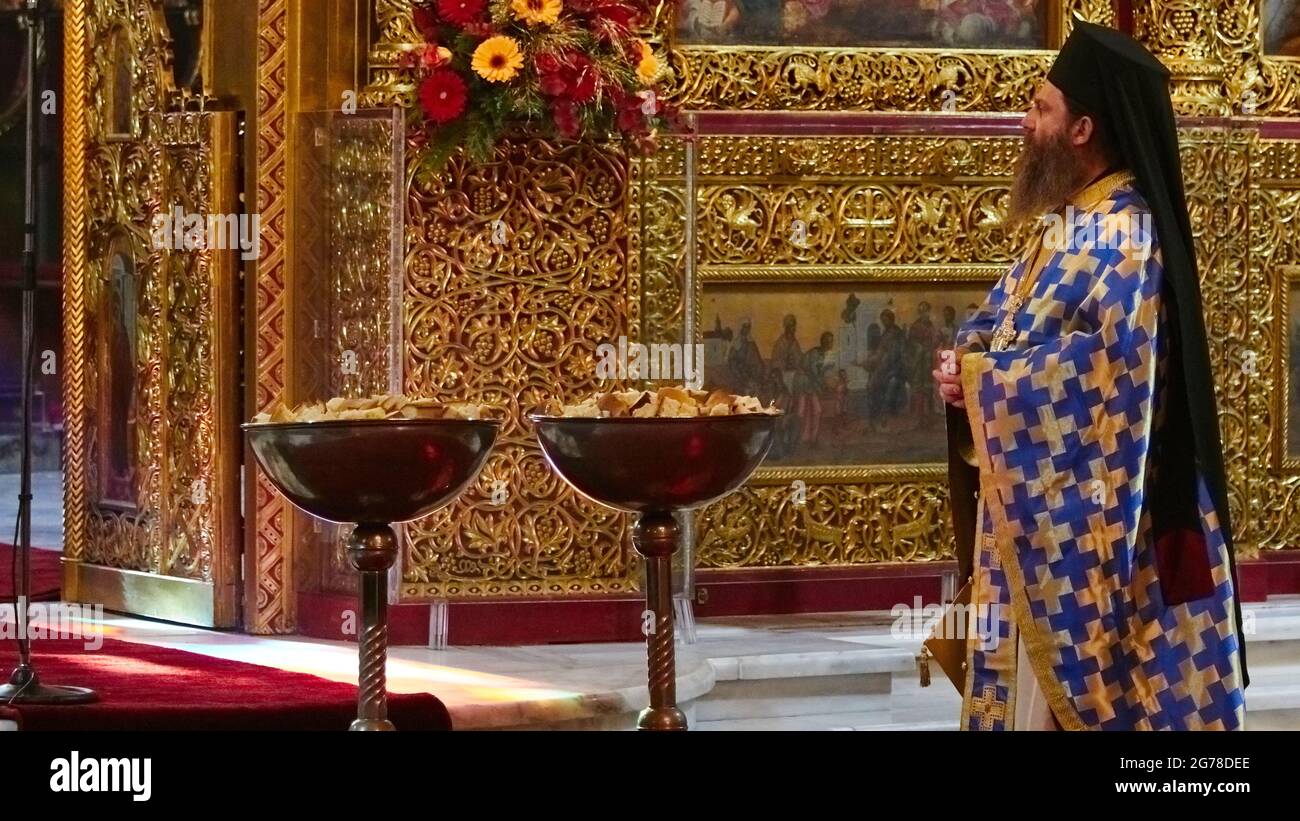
[694,635,957,722]
[693,600,1300,730]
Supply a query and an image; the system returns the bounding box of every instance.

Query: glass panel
[639,130,697,604]
[291,108,406,596]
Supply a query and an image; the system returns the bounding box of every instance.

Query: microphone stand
[0,0,95,705]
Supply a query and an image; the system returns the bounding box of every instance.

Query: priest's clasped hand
[932,349,964,409]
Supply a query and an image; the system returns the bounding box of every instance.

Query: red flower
[590,0,641,29]
[552,101,581,138]
[539,72,567,97]
[535,52,562,76]
[413,3,438,38]
[421,44,451,69]
[569,57,600,104]
[536,52,602,104]
[436,0,486,26]
[419,69,469,124]
[660,100,685,132]
[615,89,653,133]
[617,98,645,133]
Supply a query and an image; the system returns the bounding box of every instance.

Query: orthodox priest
[933,21,1247,730]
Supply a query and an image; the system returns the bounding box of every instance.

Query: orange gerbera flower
[472,36,524,83]
[635,40,659,84]
[510,0,562,26]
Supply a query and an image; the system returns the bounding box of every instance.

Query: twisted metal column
[632,512,687,731]
[346,523,398,731]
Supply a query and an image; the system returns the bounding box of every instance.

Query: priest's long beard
[1007,128,1089,227]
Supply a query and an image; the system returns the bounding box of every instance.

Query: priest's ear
[1067,112,1096,148]
[1063,97,1117,164]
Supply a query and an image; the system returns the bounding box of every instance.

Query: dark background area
[0,11,64,459]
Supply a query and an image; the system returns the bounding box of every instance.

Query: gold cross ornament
[974,684,1007,731]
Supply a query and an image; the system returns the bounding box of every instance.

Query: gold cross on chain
[990,295,1024,352]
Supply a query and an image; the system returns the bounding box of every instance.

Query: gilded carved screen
[1251,137,1300,553]
[225,0,1300,621]
[1136,1,1300,117]
[79,0,173,575]
[66,0,241,626]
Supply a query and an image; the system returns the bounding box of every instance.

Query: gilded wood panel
[81,0,173,574]
[1251,138,1300,551]
[63,1,89,571]
[331,1,1300,598]
[1182,129,1254,552]
[70,2,240,625]
[678,134,1020,568]
[397,139,640,597]
[1136,0,1300,118]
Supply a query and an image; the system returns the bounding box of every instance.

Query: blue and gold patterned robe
[955,175,1246,731]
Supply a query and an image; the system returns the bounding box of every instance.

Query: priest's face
[1009,81,1091,225]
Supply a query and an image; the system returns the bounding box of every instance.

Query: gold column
[249,0,295,633]
[61,0,89,595]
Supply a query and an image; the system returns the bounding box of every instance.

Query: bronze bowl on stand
[244,418,499,731]
[529,413,779,731]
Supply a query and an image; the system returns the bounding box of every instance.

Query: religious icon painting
[699,271,995,472]
[95,233,143,511]
[1264,0,1300,57]
[673,0,1053,49]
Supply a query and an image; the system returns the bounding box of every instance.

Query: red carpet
[0,637,452,731]
[0,544,61,601]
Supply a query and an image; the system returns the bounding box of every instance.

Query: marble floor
[4,598,1297,730]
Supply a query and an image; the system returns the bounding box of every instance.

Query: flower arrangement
[406,0,681,169]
